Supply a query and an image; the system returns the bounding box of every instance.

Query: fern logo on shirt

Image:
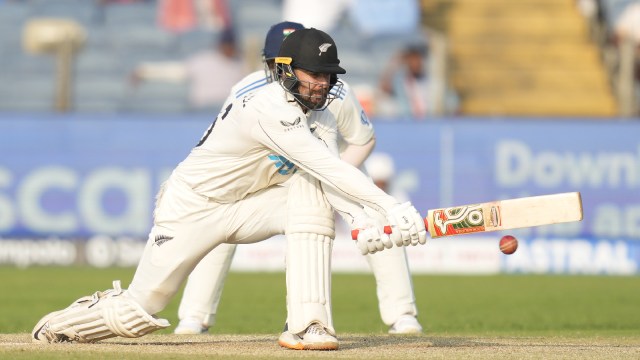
[154,235,174,246]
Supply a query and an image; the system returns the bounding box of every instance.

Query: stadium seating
[1,0,624,116]
[443,0,617,116]
[0,0,383,114]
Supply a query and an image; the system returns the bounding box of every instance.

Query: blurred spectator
[130,27,247,110]
[614,1,640,41]
[194,0,231,30]
[99,0,151,3]
[158,0,231,33]
[576,0,599,20]
[376,41,459,120]
[158,0,197,32]
[576,0,607,43]
[612,1,640,115]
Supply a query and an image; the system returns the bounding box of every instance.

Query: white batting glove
[386,202,427,247]
[352,215,393,255]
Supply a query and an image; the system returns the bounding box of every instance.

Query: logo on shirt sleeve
[360,110,370,126]
[280,117,305,132]
[280,117,301,127]
[268,155,298,175]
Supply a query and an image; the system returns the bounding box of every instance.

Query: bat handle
[351,218,429,240]
[351,226,392,240]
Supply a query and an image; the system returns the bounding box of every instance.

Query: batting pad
[33,280,169,343]
[285,173,335,335]
[286,232,334,335]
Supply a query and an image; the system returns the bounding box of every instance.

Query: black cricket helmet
[275,28,345,111]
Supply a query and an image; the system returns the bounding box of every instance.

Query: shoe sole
[278,338,338,350]
[388,328,423,335]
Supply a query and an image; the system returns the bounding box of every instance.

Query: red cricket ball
[499,235,518,255]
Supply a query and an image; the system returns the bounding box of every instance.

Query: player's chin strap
[32,280,170,343]
[285,172,336,336]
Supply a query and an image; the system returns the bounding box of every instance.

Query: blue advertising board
[0,113,210,237]
[372,119,640,242]
[1,114,639,272]
[0,115,638,242]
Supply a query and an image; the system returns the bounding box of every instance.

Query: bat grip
[351,226,391,240]
[351,218,428,240]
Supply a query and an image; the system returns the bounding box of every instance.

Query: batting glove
[386,202,427,247]
[352,215,393,255]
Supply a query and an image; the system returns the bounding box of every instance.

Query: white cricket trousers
[127,175,288,315]
[179,240,417,327]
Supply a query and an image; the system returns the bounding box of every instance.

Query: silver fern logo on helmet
[318,43,332,56]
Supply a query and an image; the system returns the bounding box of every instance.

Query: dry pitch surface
[1,333,639,360]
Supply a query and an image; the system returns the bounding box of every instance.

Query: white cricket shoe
[32,292,101,343]
[278,322,338,350]
[32,309,71,343]
[388,315,423,334]
[174,317,208,335]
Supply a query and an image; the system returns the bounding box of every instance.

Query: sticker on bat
[432,205,485,236]
[490,206,501,227]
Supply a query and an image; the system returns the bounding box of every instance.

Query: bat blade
[426,192,583,238]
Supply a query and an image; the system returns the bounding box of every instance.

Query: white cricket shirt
[172,82,395,212]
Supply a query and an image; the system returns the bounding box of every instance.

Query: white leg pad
[286,232,334,335]
[32,281,170,343]
[285,173,335,335]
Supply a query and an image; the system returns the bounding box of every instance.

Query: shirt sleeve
[252,110,397,214]
[334,84,375,147]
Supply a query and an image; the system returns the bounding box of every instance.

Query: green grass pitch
[1,267,639,359]
[2,266,639,335]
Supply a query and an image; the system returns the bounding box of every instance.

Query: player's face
[293,68,331,110]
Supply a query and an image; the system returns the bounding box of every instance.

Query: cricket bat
[352,192,583,239]
[426,192,583,238]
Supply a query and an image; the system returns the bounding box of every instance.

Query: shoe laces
[305,323,327,336]
[40,323,71,343]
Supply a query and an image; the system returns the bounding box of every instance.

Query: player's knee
[287,206,335,237]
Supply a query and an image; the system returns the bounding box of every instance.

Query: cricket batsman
[32,28,427,350]
[175,21,423,338]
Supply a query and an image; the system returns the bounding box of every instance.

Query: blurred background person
[613,1,640,48]
[130,27,247,111]
[376,41,459,120]
[612,0,640,115]
[158,0,231,33]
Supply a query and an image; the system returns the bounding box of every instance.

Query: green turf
[1,266,639,337]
